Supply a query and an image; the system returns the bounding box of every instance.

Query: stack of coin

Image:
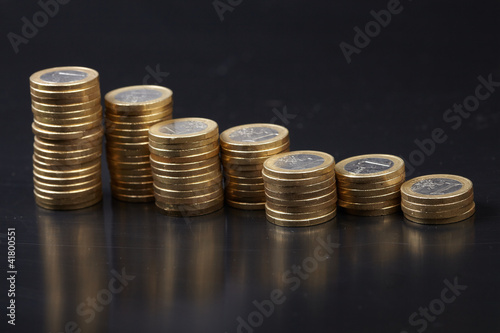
[401,174,475,224]
[148,117,223,216]
[220,123,290,210]
[262,151,337,227]
[30,66,103,210]
[105,85,173,202]
[335,154,405,216]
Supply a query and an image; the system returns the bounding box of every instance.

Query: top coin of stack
[401,174,475,224]
[30,66,103,210]
[220,123,290,210]
[262,151,337,227]
[335,154,405,216]
[105,85,173,202]
[149,117,224,216]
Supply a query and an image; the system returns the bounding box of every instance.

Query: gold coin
[153,162,220,177]
[33,117,102,133]
[110,184,153,196]
[105,108,172,122]
[34,144,101,159]
[341,205,401,216]
[338,181,403,197]
[152,169,221,185]
[33,162,101,179]
[32,122,96,140]
[111,193,154,203]
[402,201,475,219]
[34,176,101,191]
[33,169,100,185]
[148,134,218,150]
[105,104,173,117]
[32,104,102,120]
[30,66,99,91]
[155,197,224,217]
[265,204,335,220]
[263,150,335,179]
[150,154,219,171]
[106,141,149,151]
[31,97,101,112]
[153,175,222,191]
[111,173,153,183]
[34,150,101,166]
[225,199,265,210]
[225,192,265,203]
[225,182,265,191]
[106,134,149,143]
[106,153,149,163]
[220,123,289,151]
[34,182,102,200]
[264,176,335,193]
[104,85,173,112]
[221,154,273,166]
[401,174,473,205]
[148,140,219,157]
[404,203,475,225]
[149,146,219,163]
[155,193,223,208]
[337,173,405,190]
[34,137,102,153]
[223,168,263,178]
[35,195,102,210]
[105,117,170,130]
[222,160,263,171]
[266,199,336,213]
[338,190,401,204]
[262,170,333,187]
[106,126,150,137]
[338,198,400,210]
[225,174,263,184]
[110,180,153,190]
[30,84,100,99]
[154,187,223,205]
[33,154,101,172]
[265,183,336,200]
[266,208,336,227]
[33,108,102,125]
[265,190,337,207]
[335,154,405,183]
[106,145,150,156]
[30,90,101,105]
[221,141,290,158]
[107,160,150,170]
[402,193,474,213]
[149,117,218,143]
[153,182,221,198]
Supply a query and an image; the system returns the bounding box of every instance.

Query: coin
[262,171,333,186]
[265,209,337,227]
[221,141,290,158]
[402,193,474,212]
[339,190,401,204]
[338,198,400,210]
[149,118,218,143]
[404,203,476,225]
[30,67,99,91]
[341,205,401,216]
[225,200,265,210]
[220,123,289,151]
[402,201,474,219]
[335,154,405,183]
[105,85,173,112]
[263,151,334,179]
[401,174,473,204]
[264,176,336,193]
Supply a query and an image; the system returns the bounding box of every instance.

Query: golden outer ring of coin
[105,104,173,117]
[33,162,101,179]
[33,118,102,133]
[33,108,102,125]
[266,199,336,214]
[31,96,101,112]
[224,168,265,178]
[148,140,219,157]
[337,181,403,197]
[105,108,171,122]
[30,90,101,105]
[107,159,150,170]
[224,153,279,166]
[222,161,263,172]
[106,126,150,137]
[264,176,336,193]
[152,168,221,185]
[219,123,289,150]
[34,137,102,153]
[106,154,150,164]
[34,176,101,191]
[30,66,99,91]
[35,195,102,210]
[225,174,263,184]
[262,170,333,186]
[225,199,265,210]
[338,190,401,204]
[334,154,405,183]
[154,187,223,204]
[34,144,102,159]
[110,180,153,190]
[149,117,218,143]
[265,183,336,200]
[154,175,222,191]
[32,122,90,140]
[262,150,335,179]
[30,83,101,99]
[106,145,150,155]
[336,173,405,190]
[400,174,473,204]
[148,134,218,150]
[110,186,153,196]
[266,204,335,219]
[149,147,220,164]
[106,134,149,144]
[225,192,265,203]
[403,203,476,225]
[112,193,154,203]
[107,141,149,150]
[221,141,290,158]
[108,166,151,176]
[32,104,102,120]
[34,187,102,205]
[152,162,219,177]
[266,208,336,227]
[150,154,219,171]
[33,169,101,185]
[34,182,102,198]
[104,85,173,111]
[401,201,475,219]
[341,204,401,216]
[111,174,153,183]
[155,198,224,217]
[34,151,102,166]
[402,193,474,212]
[338,198,401,210]
[32,154,101,171]
[225,182,265,191]
[265,190,337,207]
[155,193,224,209]
[153,182,221,197]
[105,118,168,130]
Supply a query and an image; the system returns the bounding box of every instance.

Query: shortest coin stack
[220,123,290,210]
[262,151,337,227]
[335,154,405,216]
[149,117,224,216]
[401,174,475,224]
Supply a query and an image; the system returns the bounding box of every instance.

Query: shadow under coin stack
[104,86,173,202]
[335,154,405,216]
[30,66,103,210]
[148,118,224,216]
[401,174,475,224]
[262,151,337,227]
[220,123,290,210]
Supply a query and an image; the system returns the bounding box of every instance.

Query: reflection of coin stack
[262,151,337,227]
[149,118,224,216]
[220,123,290,210]
[401,174,475,224]
[105,86,173,202]
[30,66,103,210]
[335,154,405,216]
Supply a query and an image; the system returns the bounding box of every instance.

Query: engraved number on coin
[410,178,463,195]
[40,70,88,83]
[115,89,163,103]
[344,158,394,174]
[274,154,324,170]
[228,127,279,143]
[159,120,208,135]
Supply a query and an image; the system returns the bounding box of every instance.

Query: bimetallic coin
[220,123,289,151]
[341,205,401,216]
[225,200,265,210]
[338,198,400,210]
[335,154,405,183]
[30,67,99,91]
[404,203,476,225]
[263,150,334,179]
[221,141,290,158]
[338,190,401,204]
[402,201,475,219]
[105,85,173,112]
[401,174,473,204]
[402,193,474,213]
[149,118,218,143]
[262,170,333,187]
[266,209,337,227]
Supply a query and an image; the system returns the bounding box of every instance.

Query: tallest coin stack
[30,66,103,210]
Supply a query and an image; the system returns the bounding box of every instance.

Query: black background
[1,0,499,332]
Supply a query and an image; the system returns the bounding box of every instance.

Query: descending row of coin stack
[149,118,224,216]
[401,174,475,224]
[220,124,290,210]
[30,66,103,210]
[335,154,405,216]
[105,85,173,202]
[262,151,338,227]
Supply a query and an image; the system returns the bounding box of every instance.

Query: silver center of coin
[229,127,279,143]
[344,157,394,174]
[115,89,162,103]
[411,178,463,195]
[274,154,324,170]
[159,120,208,135]
[40,70,88,83]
